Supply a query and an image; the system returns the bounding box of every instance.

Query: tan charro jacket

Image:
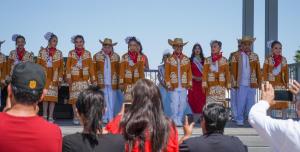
[202,56,231,89]
[36,48,64,89]
[66,50,96,82]
[7,50,34,79]
[119,52,145,91]
[230,51,261,88]
[93,51,120,90]
[262,55,289,89]
[164,54,192,90]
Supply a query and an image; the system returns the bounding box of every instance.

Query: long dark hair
[76,85,105,146]
[137,40,144,55]
[120,79,172,152]
[190,43,205,62]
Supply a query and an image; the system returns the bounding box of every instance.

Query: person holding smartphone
[262,40,289,115]
[249,81,300,152]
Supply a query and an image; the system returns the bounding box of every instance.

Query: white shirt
[177,58,182,90]
[104,55,111,85]
[210,61,218,72]
[249,100,300,152]
[273,64,282,76]
[240,52,250,86]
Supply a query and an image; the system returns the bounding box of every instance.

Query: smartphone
[124,102,132,113]
[274,90,293,101]
[186,114,194,125]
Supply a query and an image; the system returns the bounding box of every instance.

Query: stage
[57,120,270,152]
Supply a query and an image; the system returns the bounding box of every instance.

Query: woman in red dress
[188,43,206,122]
[105,79,178,152]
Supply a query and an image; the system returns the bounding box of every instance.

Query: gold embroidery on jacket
[134,69,139,78]
[219,73,225,82]
[170,72,178,83]
[182,72,187,83]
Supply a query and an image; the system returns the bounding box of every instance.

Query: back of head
[203,103,228,134]
[11,62,46,105]
[76,85,105,146]
[120,79,171,152]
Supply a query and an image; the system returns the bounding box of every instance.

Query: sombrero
[168,38,188,46]
[100,38,117,46]
[238,36,256,43]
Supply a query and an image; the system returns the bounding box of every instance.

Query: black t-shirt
[179,133,248,152]
[63,133,125,152]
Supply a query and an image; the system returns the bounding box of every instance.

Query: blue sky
[0,0,299,68]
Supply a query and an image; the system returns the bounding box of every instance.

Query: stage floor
[56,120,270,152]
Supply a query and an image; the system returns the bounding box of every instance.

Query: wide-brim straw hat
[99,38,117,46]
[168,38,188,46]
[238,36,256,43]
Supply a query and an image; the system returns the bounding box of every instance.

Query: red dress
[105,114,178,152]
[188,61,206,113]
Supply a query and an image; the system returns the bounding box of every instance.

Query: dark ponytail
[76,85,105,146]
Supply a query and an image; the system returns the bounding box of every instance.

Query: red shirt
[106,114,178,152]
[0,112,62,152]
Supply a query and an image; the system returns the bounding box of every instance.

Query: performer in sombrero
[262,40,289,117]
[7,34,34,80]
[37,32,64,122]
[66,35,96,125]
[119,36,145,99]
[231,36,261,126]
[93,38,120,122]
[202,40,231,103]
[165,38,192,126]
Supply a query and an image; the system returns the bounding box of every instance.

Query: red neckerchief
[212,52,222,63]
[128,51,138,63]
[273,54,282,68]
[75,47,84,58]
[16,48,25,61]
[48,47,56,57]
[173,51,183,60]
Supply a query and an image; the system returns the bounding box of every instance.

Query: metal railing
[145,64,300,119]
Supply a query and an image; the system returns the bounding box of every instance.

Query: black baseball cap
[11,62,46,92]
